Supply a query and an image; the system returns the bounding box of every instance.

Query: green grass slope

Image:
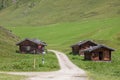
[8,16,120,80]
[0,0,120,80]
[9,16,120,50]
[0,26,59,71]
[0,0,120,26]
[0,26,17,56]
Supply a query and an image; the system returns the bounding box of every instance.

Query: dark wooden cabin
[71,40,97,55]
[16,38,47,54]
[84,45,114,61]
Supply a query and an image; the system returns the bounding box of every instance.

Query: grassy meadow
[0,52,59,71]
[8,16,120,50]
[0,0,120,80]
[7,16,120,80]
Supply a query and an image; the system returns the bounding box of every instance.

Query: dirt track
[1,50,88,80]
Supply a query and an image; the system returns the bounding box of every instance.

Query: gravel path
[0,50,88,80]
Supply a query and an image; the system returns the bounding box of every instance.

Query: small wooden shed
[71,40,97,55]
[16,38,47,54]
[84,45,114,61]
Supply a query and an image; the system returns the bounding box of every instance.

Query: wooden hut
[16,38,47,54]
[84,45,114,61]
[71,40,97,55]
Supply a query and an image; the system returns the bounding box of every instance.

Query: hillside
[8,16,120,50]
[0,26,17,55]
[7,12,120,80]
[8,16,120,80]
[0,0,120,26]
[0,0,120,80]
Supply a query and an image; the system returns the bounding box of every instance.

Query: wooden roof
[71,40,98,47]
[16,38,47,46]
[83,45,115,52]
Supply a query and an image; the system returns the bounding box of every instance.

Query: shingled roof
[71,40,98,47]
[16,38,47,46]
[83,45,115,52]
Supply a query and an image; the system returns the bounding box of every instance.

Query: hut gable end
[71,40,98,55]
[84,45,115,61]
[16,38,47,54]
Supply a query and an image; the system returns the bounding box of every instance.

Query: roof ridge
[16,38,47,46]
